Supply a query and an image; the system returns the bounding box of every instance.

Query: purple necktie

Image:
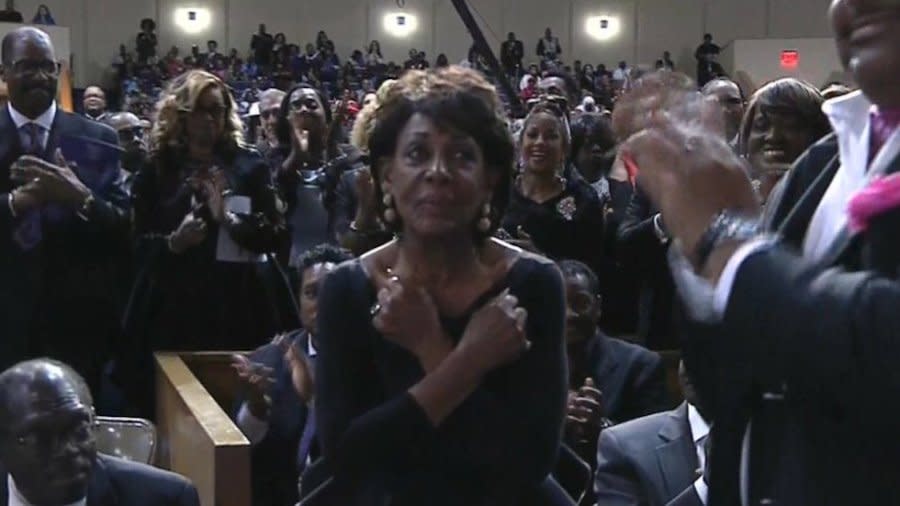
[13,123,45,250]
[297,407,316,468]
[870,107,900,166]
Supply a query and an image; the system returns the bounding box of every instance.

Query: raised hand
[565,377,607,446]
[11,149,91,207]
[232,351,276,419]
[277,334,315,403]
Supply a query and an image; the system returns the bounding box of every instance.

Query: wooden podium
[155,352,252,506]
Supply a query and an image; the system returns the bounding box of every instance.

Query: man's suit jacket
[687,132,900,505]
[618,188,677,349]
[585,331,670,424]
[233,330,312,506]
[0,107,129,380]
[0,454,199,506]
[594,403,703,506]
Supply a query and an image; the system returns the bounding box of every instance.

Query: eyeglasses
[10,59,60,77]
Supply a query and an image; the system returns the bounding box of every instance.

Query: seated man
[594,361,710,506]
[558,260,670,503]
[0,359,200,506]
[232,244,352,506]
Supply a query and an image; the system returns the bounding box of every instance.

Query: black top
[501,174,605,270]
[125,147,299,352]
[315,256,570,505]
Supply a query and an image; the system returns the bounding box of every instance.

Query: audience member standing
[124,71,299,414]
[694,33,722,87]
[0,27,130,393]
[502,101,606,272]
[256,88,286,160]
[0,0,22,22]
[82,85,109,121]
[738,78,830,207]
[251,24,274,70]
[501,32,524,77]
[135,18,157,64]
[316,67,571,505]
[31,4,54,25]
[536,27,562,63]
[701,78,745,146]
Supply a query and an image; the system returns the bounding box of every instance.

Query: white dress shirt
[8,101,57,153]
[688,403,711,502]
[8,476,86,506]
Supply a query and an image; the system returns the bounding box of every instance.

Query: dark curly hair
[295,243,353,288]
[368,66,514,239]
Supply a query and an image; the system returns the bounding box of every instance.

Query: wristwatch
[694,210,761,270]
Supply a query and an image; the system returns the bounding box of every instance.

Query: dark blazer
[583,331,670,424]
[688,132,900,505]
[617,187,677,349]
[0,107,129,382]
[0,454,199,506]
[594,403,703,506]
[233,330,312,506]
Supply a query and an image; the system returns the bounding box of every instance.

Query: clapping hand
[168,211,207,253]
[194,168,228,223]
[11,149,90,207]
[278,333,314,403]
[565,378,607,447]
[232,351,276,419]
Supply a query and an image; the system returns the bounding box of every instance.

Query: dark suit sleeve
[82,124,130,233]
[594,429,647,506]
[723,245,900,419]
[617,188,665,267]
[665,486,704,506]
[177,481,201,506]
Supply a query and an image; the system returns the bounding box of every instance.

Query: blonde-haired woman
[123,71,298,413]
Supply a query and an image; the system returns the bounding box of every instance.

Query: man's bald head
[1,26,54,66]
[0,360,96,505]
[0,359,93,423]
[106,111,142,131]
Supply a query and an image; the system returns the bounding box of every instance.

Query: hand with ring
[457,287,530,375]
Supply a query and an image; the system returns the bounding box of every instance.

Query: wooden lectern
[155,352,252,506]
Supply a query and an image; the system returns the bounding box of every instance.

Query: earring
[382,192,397,223]
[477,203,491,232]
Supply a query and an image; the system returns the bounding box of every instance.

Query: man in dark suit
[617,187,677,349]
[623,0,900,503]
[233,244,351,506]
[557,260,669,504]
[0,27,129,393]
[500,32,524,77]
[594,362,709,506]
[0,359,200,506]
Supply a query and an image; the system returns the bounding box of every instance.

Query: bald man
[257,88,285,152]
[0,27,130,391]
[105,111,146,177]
[0,359,200,506]
[83,85,108,122]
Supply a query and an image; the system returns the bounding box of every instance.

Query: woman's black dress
[124,147,299,353]
[315,256,572,505]
[501,174,606,269]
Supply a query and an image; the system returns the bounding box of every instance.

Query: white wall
[727,37,848,91]
[11,0,834,87]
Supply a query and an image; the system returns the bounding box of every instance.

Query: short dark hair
[140,18,156,31]
[704,33,712,40]
[738,77,830,156]
[569,113,616,161]
[558,259,600,295]
[295,244,352,287]
[369,66,514,239]
[542,70,578,100]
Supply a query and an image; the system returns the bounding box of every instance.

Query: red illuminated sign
[781,50,799,70]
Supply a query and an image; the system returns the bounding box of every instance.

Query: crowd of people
[1,0,898,503]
